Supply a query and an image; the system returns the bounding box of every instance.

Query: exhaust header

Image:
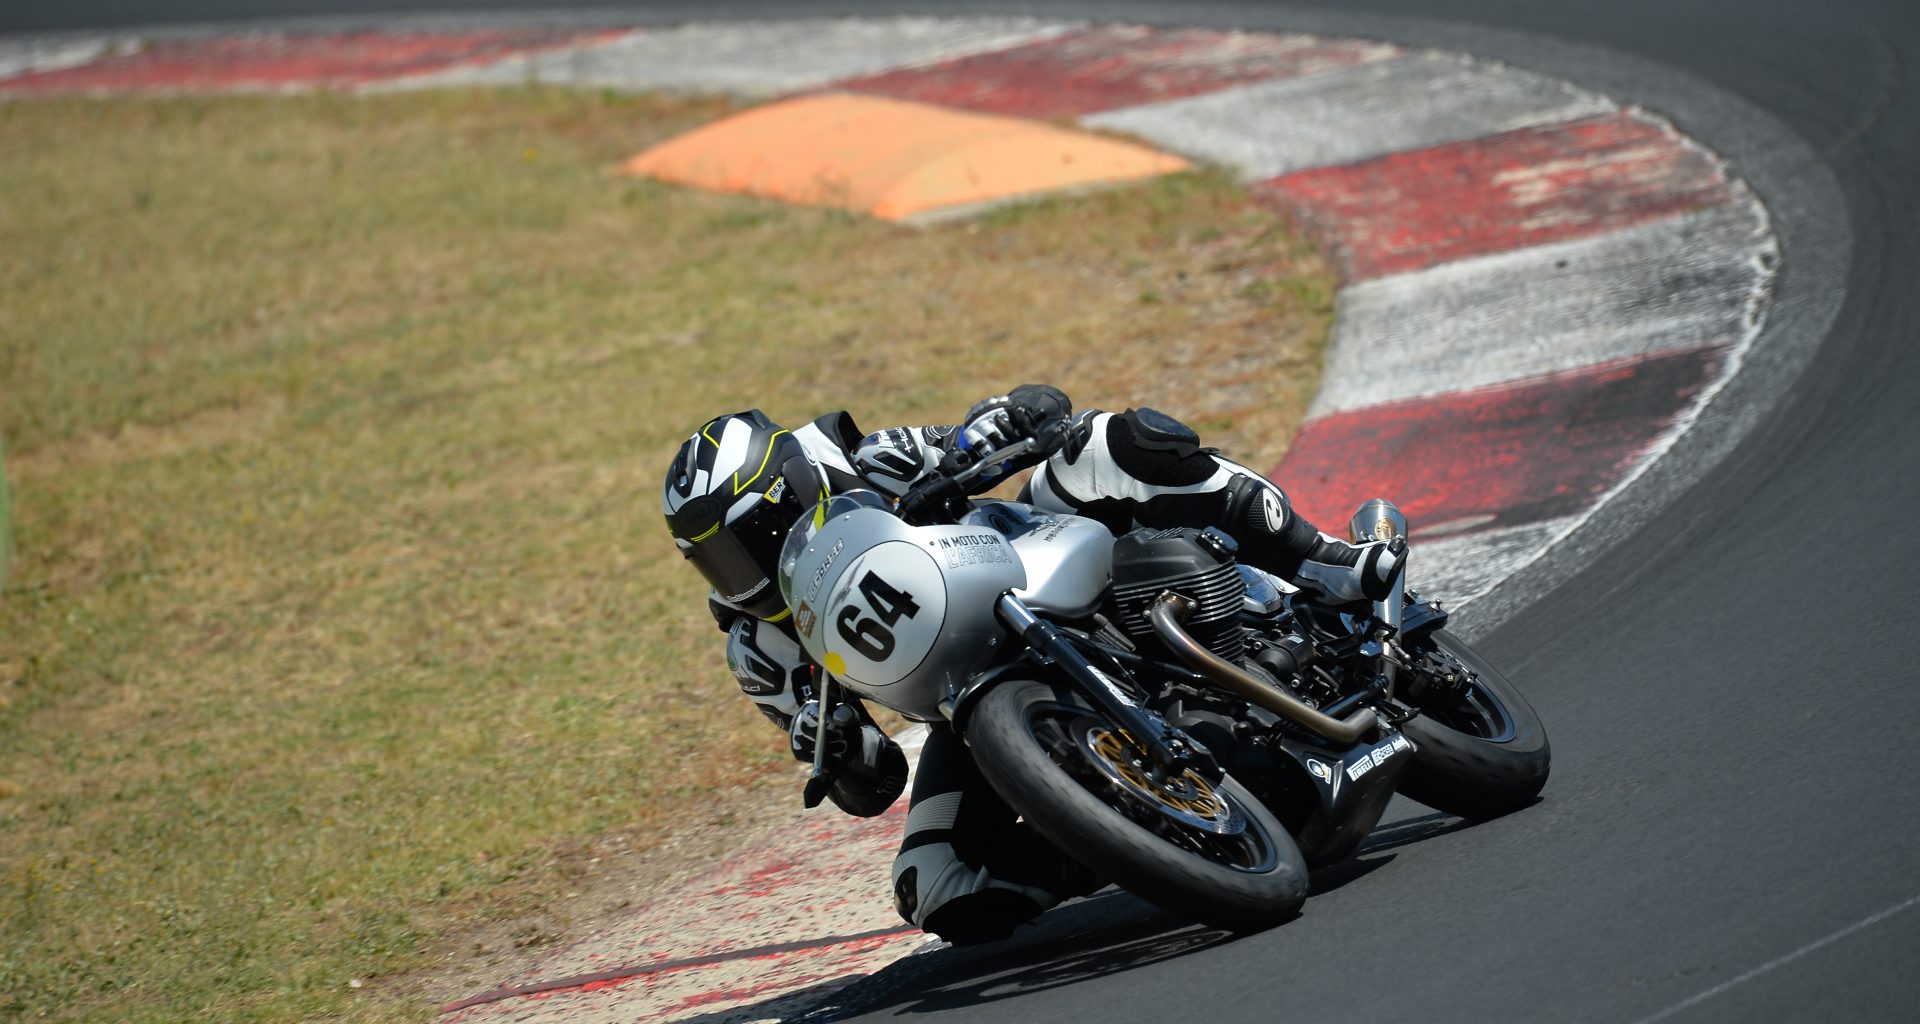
[1148,592,1378,745]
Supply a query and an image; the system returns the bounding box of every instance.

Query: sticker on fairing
[804,539,846,603]
[1345,735,1411,781]
[932,531,1014,570]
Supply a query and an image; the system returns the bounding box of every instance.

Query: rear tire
[967,679,1308,932]
[1397,630,1550,820]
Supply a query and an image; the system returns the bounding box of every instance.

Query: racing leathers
[709,385,1403,944]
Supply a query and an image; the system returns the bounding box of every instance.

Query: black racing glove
[959,384,1073,473]
[788,700,909,817]
[788,700,863,763]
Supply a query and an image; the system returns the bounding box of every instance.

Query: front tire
[967,680,1308,932]
[1396,630,1550,820]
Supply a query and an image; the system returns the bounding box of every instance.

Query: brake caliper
[1402,643,1476,700]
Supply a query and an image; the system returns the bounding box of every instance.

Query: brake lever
[949,437,1034,488]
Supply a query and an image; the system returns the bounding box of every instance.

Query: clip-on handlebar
[895,437,1036,524]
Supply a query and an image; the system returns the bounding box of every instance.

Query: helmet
[663,410,817,620]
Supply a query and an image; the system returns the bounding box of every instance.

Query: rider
[663,385,1404,944]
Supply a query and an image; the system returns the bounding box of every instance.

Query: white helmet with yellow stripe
[664,410,820,620]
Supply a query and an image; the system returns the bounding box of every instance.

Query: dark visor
[679,492,802,620]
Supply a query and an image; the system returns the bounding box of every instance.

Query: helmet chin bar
[686,496,798,620]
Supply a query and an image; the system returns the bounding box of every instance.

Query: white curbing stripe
[0,35,120,79]
[391,17,1076,96]
[1445,217,1779,629]
[1085,51,1616,180]
[1414,517,1582,608]
[894,722,930,764]
[1310,202,1773,416]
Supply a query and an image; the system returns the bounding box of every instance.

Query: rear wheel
[1396,629,1550,820]
[967,679,1308,932]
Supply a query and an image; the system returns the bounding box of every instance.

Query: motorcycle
[775,435,1550,931]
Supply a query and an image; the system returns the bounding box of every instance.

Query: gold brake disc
[1078,724,1243,835]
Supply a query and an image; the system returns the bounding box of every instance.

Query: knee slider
[891,841,1057,942]
[921,889,1046,946]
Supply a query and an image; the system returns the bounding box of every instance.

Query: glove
[789,700,909,817]
[959,385,1073,472]
[789,699,864,765]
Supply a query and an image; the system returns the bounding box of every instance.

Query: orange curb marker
[621,93,1191,222]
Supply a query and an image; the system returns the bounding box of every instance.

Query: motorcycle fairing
[1275,729,1417,867]
[779,494,1025,718]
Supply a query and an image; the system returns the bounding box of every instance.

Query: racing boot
[1293,533,1407,606]
[1230,481,1405,605]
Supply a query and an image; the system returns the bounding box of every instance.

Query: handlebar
[896,437,1037,523]
[951,437,1036,488]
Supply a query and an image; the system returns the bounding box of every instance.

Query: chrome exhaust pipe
[1347,498,1408,547]
[1149,592,1378,745]
[1348,499,1407,694]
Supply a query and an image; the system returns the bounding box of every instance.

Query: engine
[1109,527,1248,662]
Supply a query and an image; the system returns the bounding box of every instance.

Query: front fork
[994,593,1217,779]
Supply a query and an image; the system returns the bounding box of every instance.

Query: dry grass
[0,87,1334,1023]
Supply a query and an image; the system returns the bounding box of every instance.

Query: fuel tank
[962,501,1114,618]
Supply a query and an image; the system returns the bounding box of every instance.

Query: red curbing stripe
[1255,111,1740,281]
[0,29,627,94]
[831,25,1396,119]
[1273,346,1726,537]
[438,924,918,1014]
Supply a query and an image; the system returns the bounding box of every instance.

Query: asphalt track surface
[10,1,1917,1021]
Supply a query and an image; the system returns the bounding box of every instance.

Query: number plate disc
[816,542,947,689]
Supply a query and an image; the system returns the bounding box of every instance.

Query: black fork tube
[995,593,1202,773]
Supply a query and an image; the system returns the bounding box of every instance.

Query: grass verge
[0,86,1334,1022]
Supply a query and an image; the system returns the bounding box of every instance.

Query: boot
[1293,534,1406,605]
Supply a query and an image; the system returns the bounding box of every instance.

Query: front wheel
[1396,629,1550,820]
[967,680,1308,932]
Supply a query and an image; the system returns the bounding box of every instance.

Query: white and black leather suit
[707,385,1401,945]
